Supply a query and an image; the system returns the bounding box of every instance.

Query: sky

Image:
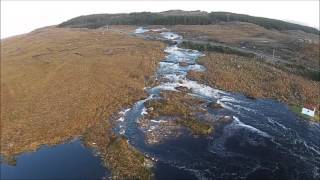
[1,0,319,38]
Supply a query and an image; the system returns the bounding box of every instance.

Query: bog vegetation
[1,27,165,178]
[145,91,213,135]
[180,41,255,57]
[188,52,320,110]
[179,41,319,81]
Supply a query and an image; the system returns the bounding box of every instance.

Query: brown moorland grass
[146,91,213,135]
[172,23,320,70]
[145,91,205,118]
[1,27,165,176]
[172,23,289,44]
[188,52,320,111]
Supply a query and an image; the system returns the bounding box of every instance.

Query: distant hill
[158,10,208,16]
[59,10,319,34]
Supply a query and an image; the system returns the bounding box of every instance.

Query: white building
[301,105,316,117]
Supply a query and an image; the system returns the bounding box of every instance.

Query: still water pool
[0,140,108,179]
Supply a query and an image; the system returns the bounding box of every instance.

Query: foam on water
[117,117,125,122]
[231,116,271,138]
[161,32,182,40]
[135,27,150,34]
[141,107,148,115]
[149,83,179,93]
[162,74,186,82]
[120,108,131,115]
[159,62,181,73]
[151,119,168,123]
[178,79,228,99]
[151,28,168,32]
[219,96,246,104]
[266,117,289,131]
[117,108,131,122]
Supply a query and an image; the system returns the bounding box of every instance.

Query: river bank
[187,52,320,122]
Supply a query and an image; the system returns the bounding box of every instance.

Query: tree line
[58,11,319,34]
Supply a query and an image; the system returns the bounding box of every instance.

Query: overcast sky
[1,0,319,38]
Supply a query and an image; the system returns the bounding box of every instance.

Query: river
[115,27,320,180]
[1,27,319,180]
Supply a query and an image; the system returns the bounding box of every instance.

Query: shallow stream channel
[1,27,319,180]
